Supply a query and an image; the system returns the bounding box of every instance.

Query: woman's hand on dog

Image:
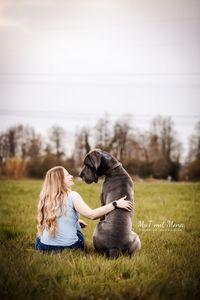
[116,196,133,211]
[79,219,88,228]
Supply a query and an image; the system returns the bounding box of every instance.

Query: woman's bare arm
[73,195,133,220]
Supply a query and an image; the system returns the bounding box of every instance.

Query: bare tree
[94,113,112,152]
[14,125,43,158]
[0,126,20,159]
[8,127,17,157]
[48,126,67,157]
[0,132,9,161]
[149,115,182,179]
[111,118,132,162]
[151,116,181,162]
[28,134,43,157]
[187,121,200,161]
[186,121,200,180]
[74,127,91,167]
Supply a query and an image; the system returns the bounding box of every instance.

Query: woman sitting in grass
[35,166,133,252]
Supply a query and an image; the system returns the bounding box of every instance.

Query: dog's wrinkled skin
[80,149,141,258]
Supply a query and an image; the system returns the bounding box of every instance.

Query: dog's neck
[104,162,122,176]
[96,156,120,177]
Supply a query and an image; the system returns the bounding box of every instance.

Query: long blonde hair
[37,166,70,237]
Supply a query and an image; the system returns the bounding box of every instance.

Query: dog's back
[93,167,140,257]
[102,167,134,227]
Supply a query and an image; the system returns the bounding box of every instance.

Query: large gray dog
[80,149,141,258]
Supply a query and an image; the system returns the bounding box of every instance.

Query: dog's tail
[127,234,141,257]
[109,248,120,259]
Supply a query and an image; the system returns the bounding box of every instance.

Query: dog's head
[79,149,116,184]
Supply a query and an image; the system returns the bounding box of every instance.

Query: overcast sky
[0,0,200,155]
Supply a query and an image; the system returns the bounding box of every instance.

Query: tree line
[0,115,199,181]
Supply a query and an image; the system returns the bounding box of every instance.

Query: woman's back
[40,191,81,246]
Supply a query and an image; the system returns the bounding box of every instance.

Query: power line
[0,72,199,87]
[0,109,199,121]
[0,72,200,76]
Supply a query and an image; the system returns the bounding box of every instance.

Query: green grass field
[0,180,200,300]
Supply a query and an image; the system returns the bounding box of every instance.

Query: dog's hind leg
[109,248,120,259]
[127,233,141,257]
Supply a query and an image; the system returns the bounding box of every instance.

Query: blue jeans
[35,230,85,252]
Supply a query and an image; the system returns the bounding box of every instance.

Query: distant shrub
[1,158,27,178]
[151,159,170,179]
[65,157,79,177]
[26,156,44,178]
[26,154,78,178]
[124,160,152,178]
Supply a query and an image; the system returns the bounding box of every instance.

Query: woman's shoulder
[68,190,81,203]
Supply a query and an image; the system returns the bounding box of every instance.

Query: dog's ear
[85,150,101,169]
[102,151,112,161]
